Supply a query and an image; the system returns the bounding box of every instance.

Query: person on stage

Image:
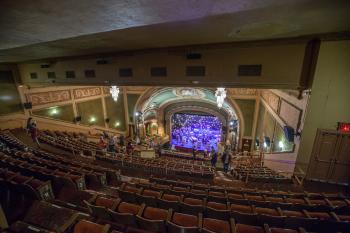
[210,147,217,168]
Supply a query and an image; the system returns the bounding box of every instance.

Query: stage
[171,113,222,151]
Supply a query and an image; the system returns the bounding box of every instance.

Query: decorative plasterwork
[261,90,280,113]
[73,87,101,99]
[173,87,205,99]
[279,100,301,129]
[228,88,258,96]
[26,90,71,106]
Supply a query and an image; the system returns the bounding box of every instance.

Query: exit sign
[337,122,350,132]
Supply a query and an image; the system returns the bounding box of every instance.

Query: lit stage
[171,113,222,151]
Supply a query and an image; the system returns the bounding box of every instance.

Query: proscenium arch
[135,87,245,147]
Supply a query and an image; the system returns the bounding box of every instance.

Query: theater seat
[231,204,253,213]
[206,201,230,220]
[172,212,198,227]
[158,194,182,211]
[95,196,118,210]
[270,228,298,233]
[136,206,170,233]
[108,201,142,226]
[235,223,264,233]
[202,218,232,233]
[118,202,141,215]
[168,212,200,233]
[181,197,205,215]
[73,220,110,233]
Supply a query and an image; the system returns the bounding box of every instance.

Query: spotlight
[50,108,58,115]
[263,142,267,148]
[135,112,139,117]
[279,140,284,149]
[89,116,96,123]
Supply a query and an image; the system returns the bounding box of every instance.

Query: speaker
[40,64,50,68]
[283,126,295,142]
[23,102,32,109]
[186,53,202,60]
[74,116,81,122]
[264,137,271,147]
[255,139,260,147]
[105,118,110,123]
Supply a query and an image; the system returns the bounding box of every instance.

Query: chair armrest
[230,218,237,233]
[263,223,271,233]
[167,208,173,222]
[198,213,203,228]
[102,224,110,233]
[330,212,340,221]
[137,203,146,216]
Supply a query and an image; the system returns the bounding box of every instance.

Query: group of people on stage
[171,113,222,151]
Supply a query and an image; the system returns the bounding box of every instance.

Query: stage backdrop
[171,113,222,151]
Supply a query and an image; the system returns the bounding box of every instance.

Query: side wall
[296,40,350,172]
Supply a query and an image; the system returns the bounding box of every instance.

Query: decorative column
[123,87,129,135]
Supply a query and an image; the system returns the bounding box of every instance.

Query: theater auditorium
[0,1,350,233]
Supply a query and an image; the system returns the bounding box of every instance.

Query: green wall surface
[235,99,256,136]
[0,71,23,115]
[32,104,75,122]
[255,103,265,140]
[296,40,350,169]
[105,95,126,131]
[127,94,140,122]
[76,98,104,127]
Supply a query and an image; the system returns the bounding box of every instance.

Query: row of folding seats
[118,182,350,229]
[0,131,120,185]
[97,153,214,179]
[0,168,54,201]
[149,177,350,211]
[84,196,313,233]
[9,201,80,233]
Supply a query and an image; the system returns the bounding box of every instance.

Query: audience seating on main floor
[1,130,350,233]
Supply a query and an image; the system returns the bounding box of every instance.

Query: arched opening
[135,87,244,151]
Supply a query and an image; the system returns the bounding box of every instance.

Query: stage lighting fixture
[50,108,58,116]
[279,140,284,149]
[263,142,267,148]
[89,116,96,123]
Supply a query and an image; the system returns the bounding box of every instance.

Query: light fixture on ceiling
[215,87,226,108]
[110,86,120,102]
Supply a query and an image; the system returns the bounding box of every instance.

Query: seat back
[136,194,158,207]
[157,198,179,211]
[118,189,137,203]
[181,202,204,215]
[109,209,137,226]
[86,201,111,221]
[230,211,258,226]
[167,221,199,233]
[73,220,109,233]
[135,215,166,233]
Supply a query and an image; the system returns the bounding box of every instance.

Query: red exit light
[338,122,350,132]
